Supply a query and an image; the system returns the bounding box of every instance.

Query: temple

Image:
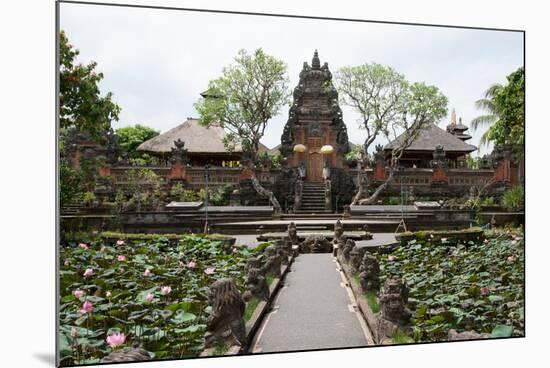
[65,50,523,216]
[384,110,477,168]
[273,50,354,212]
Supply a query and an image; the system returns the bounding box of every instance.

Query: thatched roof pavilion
[137,118,271,166]
[384,123,476,168]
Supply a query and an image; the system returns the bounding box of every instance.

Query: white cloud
[60,2,523,155]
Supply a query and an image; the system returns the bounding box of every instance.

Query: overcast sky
[60,2,523,156]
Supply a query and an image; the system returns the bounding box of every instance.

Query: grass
[212,342,229,355]
[266,275,274,286]
[365,291,380,313]
[392,329,410,344]
[244,297,260,321]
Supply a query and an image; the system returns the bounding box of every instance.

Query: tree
[471,67,524,151]
[334,63,408,157]
[115,124,160,162]
[488,67,524,148]
[194,49,291,211]
[59,30,121,205]
[59,30,120,139]
[195,48,291,157]
[470,83,502,147]
[358,82,448,204]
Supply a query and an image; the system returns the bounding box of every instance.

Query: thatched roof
[137,118,243,155]
[384,123,477,153]
[137,118,275,156]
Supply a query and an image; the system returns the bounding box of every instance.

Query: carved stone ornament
[262,245,282,278]
[379,277,411,325]
[359,252,380,292]
[101,343,151,363]
[204,278,246,349]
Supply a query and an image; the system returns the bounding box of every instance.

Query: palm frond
[471,115,498,130]
[479,129,492,147]
[484,83,503,99]
[474,98,496,113]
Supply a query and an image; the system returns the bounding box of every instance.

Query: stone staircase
[297,182,330,213]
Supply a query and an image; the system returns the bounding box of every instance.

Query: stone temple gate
[274,50,355,213]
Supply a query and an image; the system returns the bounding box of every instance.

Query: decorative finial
[312,49,320,69]
[451,108,456,125]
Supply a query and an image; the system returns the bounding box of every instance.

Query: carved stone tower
[280,50,351,182]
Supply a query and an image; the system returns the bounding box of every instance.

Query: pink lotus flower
[430,234,434,239]
[507,255,517,263]
[79,300,93,314]
[83,268,94,278]
[480,287,489,296]
[441,238,448,243]
[79,243,88,250]
[145,293,154,302]
[143,269,152,276]
[484,239,489,244]
[510,240,517,245]
[204,267,215,275]
[388,255,396,262]
[64,259,70,266]
[71,327,77,338]
[106,291,112,298]
[73,289,85,299]
[106,332,126,348]
[161,286,172,295]
[187,261,196,269]
[116,240,125,246]
[100,246,106,252]
[117,255,126,262]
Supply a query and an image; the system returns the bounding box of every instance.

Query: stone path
[251,253,373,353]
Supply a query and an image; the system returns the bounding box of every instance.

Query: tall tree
[470,83,503,147]
[195,48,290,157]
[357,82,448,204]
[59,30,121,204]
[194,49,291,211]
[471,67,524,151]
[334,63,408,157]
[59,30,120,139]
[488,67,524,148]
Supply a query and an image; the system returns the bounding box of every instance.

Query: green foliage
[195,48,291,157]
[392,329,411,344]
[335,63,408,153]
[120,168,165,211]
[345,144,363,161]
[60,161,84,205]
[488,68,525,148]
[115,124,160,162]
[378,231,524,342]
[82,191,97,206]
[501,186,524,211]
[59,30,120,139]
[465,155,481,169]
[170,184,233,206]
[255,151,282,169]
[169,183,201,202]
[365,291,380,313]
[244,297,260,322]
[59,235,265,363]
[472,67,524,150]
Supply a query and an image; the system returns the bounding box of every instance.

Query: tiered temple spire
[312,49,320,69]
[446,108,472,141]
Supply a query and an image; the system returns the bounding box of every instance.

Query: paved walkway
[251,254,372,353]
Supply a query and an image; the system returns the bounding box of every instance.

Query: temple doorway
[308,152,323,182]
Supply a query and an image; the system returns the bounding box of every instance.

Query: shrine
[274,50,355,212]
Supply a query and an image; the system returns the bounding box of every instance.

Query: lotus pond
[378,228,524,342]
[58,235,266,365]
